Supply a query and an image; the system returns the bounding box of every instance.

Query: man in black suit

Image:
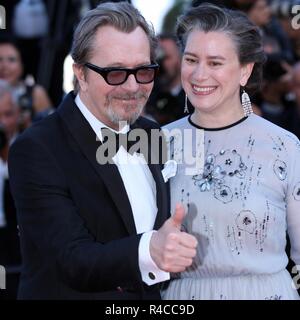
[8,2,197,299]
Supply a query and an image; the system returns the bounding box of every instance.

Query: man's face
[159,38,181,83]
[74,26,154,130]
[0,92,19,139]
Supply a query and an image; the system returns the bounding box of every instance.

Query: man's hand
[150,203,198,273]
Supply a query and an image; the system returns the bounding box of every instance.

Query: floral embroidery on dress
[214,185,233,203]
[192,150,247,202]
[217,149,247,178]
[235,210,257,234]
[192,154,226,192]
[293,182,300,201]
[273,159,287,181]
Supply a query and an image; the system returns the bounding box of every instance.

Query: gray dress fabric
[162,114,300,300]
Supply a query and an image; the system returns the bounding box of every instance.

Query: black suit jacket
[8,92,169,300]
[0,179,21,268]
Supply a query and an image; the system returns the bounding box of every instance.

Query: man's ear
[240,62,254,87]
[73,63,88,92]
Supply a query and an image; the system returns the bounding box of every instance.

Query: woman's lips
[191,85,217,95]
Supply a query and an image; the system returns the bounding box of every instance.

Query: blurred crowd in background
[0,0,300,299]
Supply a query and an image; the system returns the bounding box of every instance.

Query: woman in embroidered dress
[162,3,300,300]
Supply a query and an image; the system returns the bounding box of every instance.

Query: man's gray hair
[71,1,157,93]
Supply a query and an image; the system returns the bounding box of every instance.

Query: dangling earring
[241,88,253,117]
[184,94,189,114]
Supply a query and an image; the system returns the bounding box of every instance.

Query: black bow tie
[101,127,141,156]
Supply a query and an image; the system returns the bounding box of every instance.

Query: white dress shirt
[0,159,8,228]
[75,94,169,285]
[0,134,18,228]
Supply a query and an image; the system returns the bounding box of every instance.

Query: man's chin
[109,107,143,124]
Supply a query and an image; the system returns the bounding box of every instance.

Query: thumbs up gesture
[150,203,198,273]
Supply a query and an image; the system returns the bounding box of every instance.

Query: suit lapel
[57,93,137,234]
[148,163,168,229]
[131,121,169,229]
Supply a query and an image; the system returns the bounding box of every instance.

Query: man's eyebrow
[105,61,152,68]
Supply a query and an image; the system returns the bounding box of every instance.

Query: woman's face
[0,44,23,86]
[181,30,252,116]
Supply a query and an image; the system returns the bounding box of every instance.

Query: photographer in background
[0,37,53,131]
[259,54,293,127]
[0,80,21,300]
[271,0,300,61]
[145,34,193,125]
[284,62,300,139]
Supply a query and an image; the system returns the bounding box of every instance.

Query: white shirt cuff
[138,230,170,286]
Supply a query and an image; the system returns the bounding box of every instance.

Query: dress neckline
[188,115,249,131]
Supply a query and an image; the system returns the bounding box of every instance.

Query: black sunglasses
[84,62,159,85]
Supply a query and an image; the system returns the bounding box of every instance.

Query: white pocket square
[161,160,177,182]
